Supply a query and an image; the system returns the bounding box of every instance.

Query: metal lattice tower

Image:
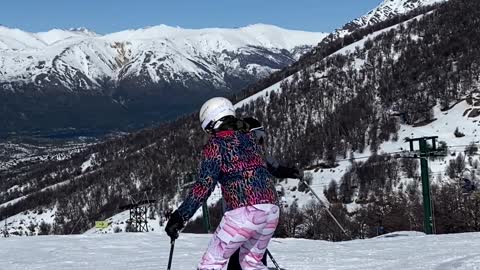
[120,191,156,232]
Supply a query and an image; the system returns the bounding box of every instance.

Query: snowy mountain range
[0,24,326,135]
[0,24,326,91]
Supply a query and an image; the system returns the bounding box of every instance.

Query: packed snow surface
[1,231,480,269]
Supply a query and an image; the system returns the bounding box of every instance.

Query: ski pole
[299,177,351,239]
[167,239,175,270]
[266,249,281,270]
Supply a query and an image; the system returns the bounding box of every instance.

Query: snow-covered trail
[1,232,480,269]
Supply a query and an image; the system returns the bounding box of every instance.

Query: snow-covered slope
[103,24,321,52]
[0,207,56,236]
[1,231,480,269]
[0,24,327,91]
[334,0,447,38]
[352,0,446,28]
[0,26,97,49]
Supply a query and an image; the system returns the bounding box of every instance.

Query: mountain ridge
[340,0,446,33]
[0,23,327,88]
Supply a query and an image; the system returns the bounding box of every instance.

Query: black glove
[165,211,185,240]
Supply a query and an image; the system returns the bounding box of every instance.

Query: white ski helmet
[199,97,235,132]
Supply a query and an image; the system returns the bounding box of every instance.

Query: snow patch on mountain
[35,28,98,46]
[81,153,97,173]
[0,207,56,236]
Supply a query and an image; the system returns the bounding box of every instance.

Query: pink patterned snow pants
[198,204,280,270]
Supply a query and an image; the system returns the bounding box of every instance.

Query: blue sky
[1,0,381,34]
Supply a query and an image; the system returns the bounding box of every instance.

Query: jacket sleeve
[176,140,222,222]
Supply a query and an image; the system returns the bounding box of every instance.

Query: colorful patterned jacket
[177,130,277,222]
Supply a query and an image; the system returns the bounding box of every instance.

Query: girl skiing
[165,97,280,270]
[227,117,303,270]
